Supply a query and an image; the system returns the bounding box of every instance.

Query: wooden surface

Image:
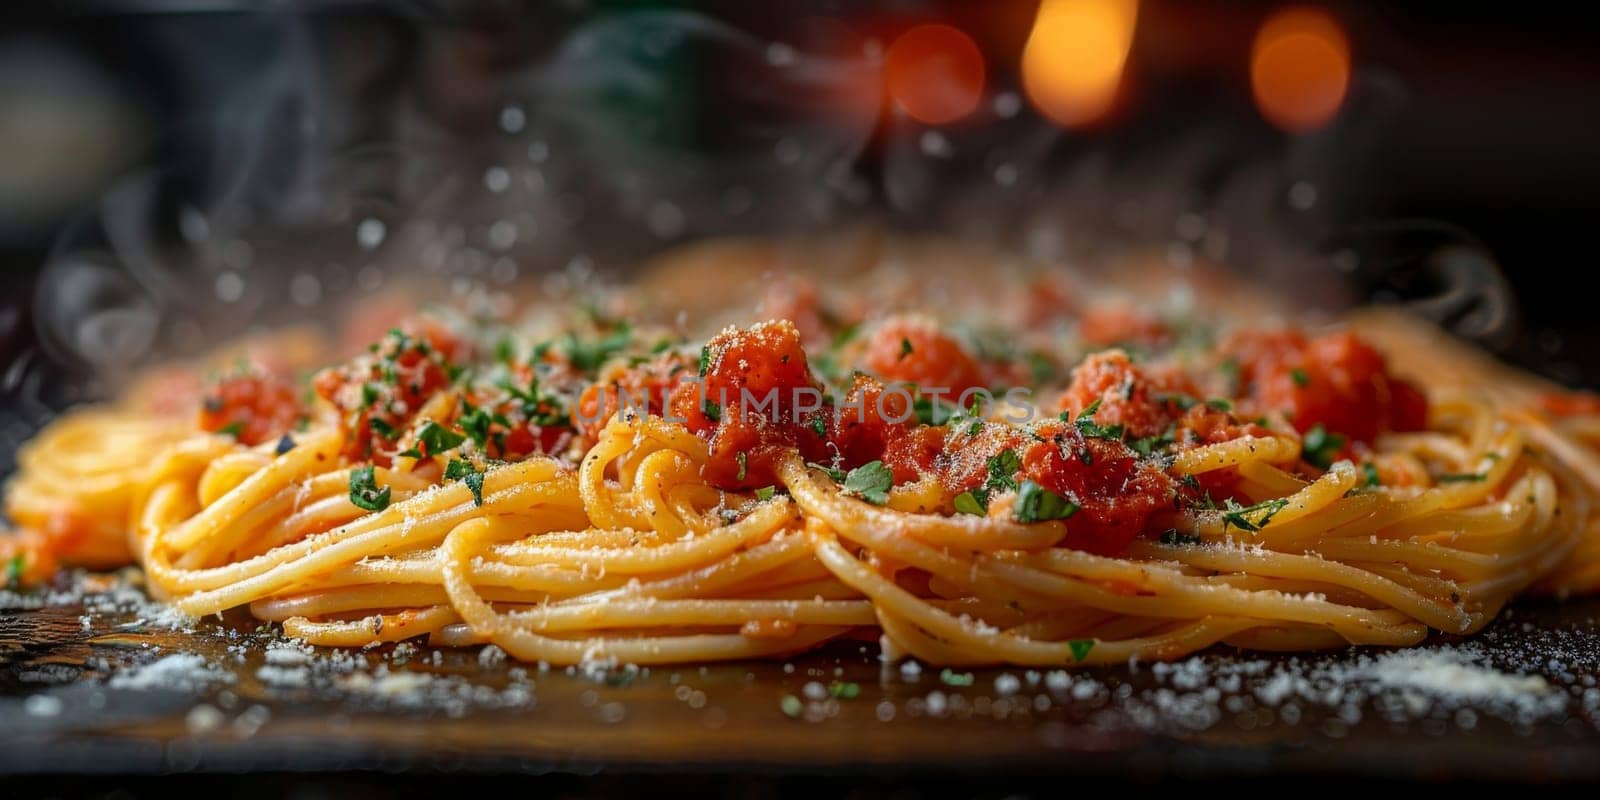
[4,578,1600,782]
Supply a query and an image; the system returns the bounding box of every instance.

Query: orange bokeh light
[1250,7,1351,133]
[1021,0,1140,128]
[884,23,986,125]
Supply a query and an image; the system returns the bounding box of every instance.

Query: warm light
[1021,0,1139,128]
[884,23,986,125]
[1251,7,1351,133]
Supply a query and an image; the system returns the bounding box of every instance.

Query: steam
[15,7,1519,426]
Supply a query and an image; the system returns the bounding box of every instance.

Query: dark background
[3,0,1599,474]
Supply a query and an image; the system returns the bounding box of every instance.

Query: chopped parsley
[1073,398,1124,441]
[1437,472,1487,484]
[368,417,397,439]
[1362,462,1381,487]
[913,395,959,426]
[1159,529,1204,546]
[698,346,712,377]
[808,416,827,437]
[987,449,1021,492]
[347,466,391,512]
[755,486,776,501]
[499,374,567,427]
[1300,424,1345,469]
[1154,392,1198,411]
[735,451,749,482]
[218,421,245,439]
[1205,398,1233,412]
[1130,425,1176,457]
[807,461,847,482]
[444,459,486,506]
[412,421,468,458]
[1014,480,1078,523]
[494,337,516,364]
[1068,639,1095,662]
[1290,368,1310,387]
[457,403,499,449]
[953,491,987,516]
[5,554,23,590]
[958,449,1023,513]
[899,337,914,359]
[1220,497,1290,533]
[842,460,893,505]
[939,668,975,686]
[562,322,633,372]
[702,399,722,422]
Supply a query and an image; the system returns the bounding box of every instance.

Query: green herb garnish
[939,669,975,686]
[842,460,893,505]
[1069,639,1095,662]
[1074,399,1124,441]
[1159,529,1204,546]
[1301,424,1345,469]
[1014,480,1078,523]
[562,322,633,372]
[953,491,986,516]
[347,466,391,512]
[444,459,486,506]
[755,486,776,501]
[1220,497,1290,533]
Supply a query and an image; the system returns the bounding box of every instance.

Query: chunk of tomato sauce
[858,316,989,396]
[1222,329,1427,444]
[462,383,575,461]
[828,374,946,484]
[313,321,464,465]
[670,320,832,489]
[1020,421,1176,555]
[1057,351,1266,447]
[573,352,697,441]
[935,419,1175,555]
[197,372,306,446]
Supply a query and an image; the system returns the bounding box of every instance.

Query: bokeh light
[1251,6,1351,133]
[884,23,986,125]
[1021,0,1139,128]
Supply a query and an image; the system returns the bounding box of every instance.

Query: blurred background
[3,0,1599,474]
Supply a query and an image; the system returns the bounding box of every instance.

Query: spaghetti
[6,275,1600,668]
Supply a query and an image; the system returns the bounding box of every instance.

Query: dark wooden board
[4,576,1600,782]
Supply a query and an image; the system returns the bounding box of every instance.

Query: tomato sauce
[198,372,306,446]
[1222,329,1426,445]
[312,320,465,465]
